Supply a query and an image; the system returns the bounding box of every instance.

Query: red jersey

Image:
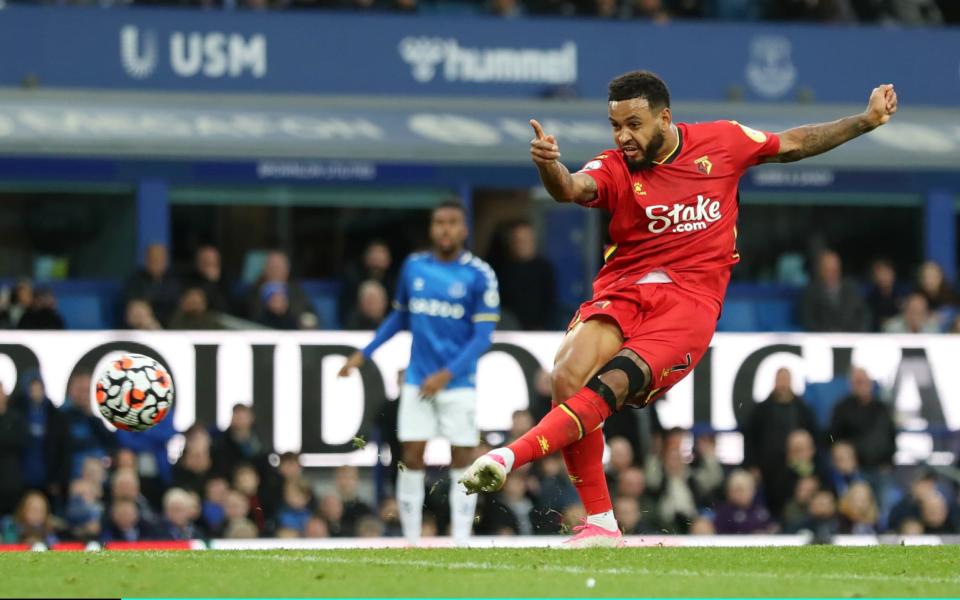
[577,120,780,310]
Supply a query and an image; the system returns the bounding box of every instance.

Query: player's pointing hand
[530,119,561,166]
[337,350,365,378]
[865,84,897,128]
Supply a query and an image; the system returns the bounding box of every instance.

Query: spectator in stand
[655,440,699,533]
[17,286,65,330]
[800,250,869,332]
[334,465,374,534]
[782,475,821,533]
[0,383,26,517]
[591,0,620,19]
[276,480,314,536]
[530,454,579,533]
[950,314,960,334]
[1,490,60,545]
[257,283,300,330]
[223,490,253,536]
[125,243,180,326]
[184,245,231,315]
[109,468,159,528]
[766,429,831,521]
[713,470,774,534]
[614,467,658,533]
[101,498,158,543]
[829,367,896,499]
[379,497,403,537]
[339,240,396,326]
[500,471,536,535]
[223,517,260,540]
[345,280,389,330]
[828,441,864,499]
[495,221,557,331]
[916,260,957,321]
[883,293,939,334]
[319,494,347,537]
[15,370,70,507]
[233,463,271,534]
[114,406,176,508]
[605,436,636,492]
[212,404,273,490]
[917,490,959,534]
[690,429,725,508]
[168,287,224,330]
[804,490,840,542]
[172,424,213,497]
[247,250,315,328]
[888,468,938,532]
[742,368,819,515]
[124,299,163,331]
[0,279,34,328]
[65,478,103,542]
[159,487,201,540]
[61,371,114,479]
[200,476,229,538]
[866,258,904,331]
[837,481,879,534]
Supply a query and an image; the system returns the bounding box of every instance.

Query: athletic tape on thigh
[586,355,649,412]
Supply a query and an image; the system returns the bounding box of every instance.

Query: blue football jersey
[394,251,500,389]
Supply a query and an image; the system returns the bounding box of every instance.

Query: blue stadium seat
[804,377,850,430]
[716,300,758,332]
[57,295,108,330]
[755,299,801,332]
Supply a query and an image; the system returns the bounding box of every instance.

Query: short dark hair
[432,199,466,217]
[608,71,670,110]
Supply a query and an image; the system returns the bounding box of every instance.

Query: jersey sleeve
[574,152,619,211]
[392,258,411,312]
[469,263,500,325]
[723,121,781,170]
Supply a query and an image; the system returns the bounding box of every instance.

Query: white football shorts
[397,384,479,447]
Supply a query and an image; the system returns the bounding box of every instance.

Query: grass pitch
[2,546,959,598]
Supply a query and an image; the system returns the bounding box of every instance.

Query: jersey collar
[652,124,682,166]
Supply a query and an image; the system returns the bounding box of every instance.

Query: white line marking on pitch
[248,552,960,586]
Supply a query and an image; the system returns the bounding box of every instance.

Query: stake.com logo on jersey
[645,195,721,234]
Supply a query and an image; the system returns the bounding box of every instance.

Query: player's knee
[586,351,651,412]
[401,447,426,470]
[551,365,586,405]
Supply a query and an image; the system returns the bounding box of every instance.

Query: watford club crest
[633,182,646,195]
[695,155,713,175]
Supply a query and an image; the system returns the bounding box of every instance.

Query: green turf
[2,546,959,598]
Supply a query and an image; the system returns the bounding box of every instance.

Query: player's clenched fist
[864,84,897,128]
[529,119,561,166]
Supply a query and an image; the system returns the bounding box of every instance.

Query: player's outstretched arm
[763,84,898,164]
[529,119,598,204]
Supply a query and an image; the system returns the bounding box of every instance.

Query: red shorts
[567,283,719,406]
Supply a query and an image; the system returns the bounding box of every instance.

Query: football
[95,352,174,432]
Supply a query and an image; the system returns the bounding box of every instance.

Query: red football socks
[562,427,612,515]
[507,388,613,469]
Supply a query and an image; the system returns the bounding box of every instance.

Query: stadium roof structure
[1,89,958,191]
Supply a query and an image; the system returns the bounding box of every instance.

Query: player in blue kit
[338,200,500,545]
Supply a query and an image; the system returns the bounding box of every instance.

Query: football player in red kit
[460,71,898,547]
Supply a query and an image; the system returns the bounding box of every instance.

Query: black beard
[625,129,666,172]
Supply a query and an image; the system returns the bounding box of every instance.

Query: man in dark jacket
[800,250,869,332]
[830,367,897,503]
[494,221,557,331]
[60,371,115,479]
[0,383,26,515]
[742,368,820,518]
[15,370,71,507]
[124,243,181,326]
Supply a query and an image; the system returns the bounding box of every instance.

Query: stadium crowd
[0,361,958,545]
[8,0,957,24]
